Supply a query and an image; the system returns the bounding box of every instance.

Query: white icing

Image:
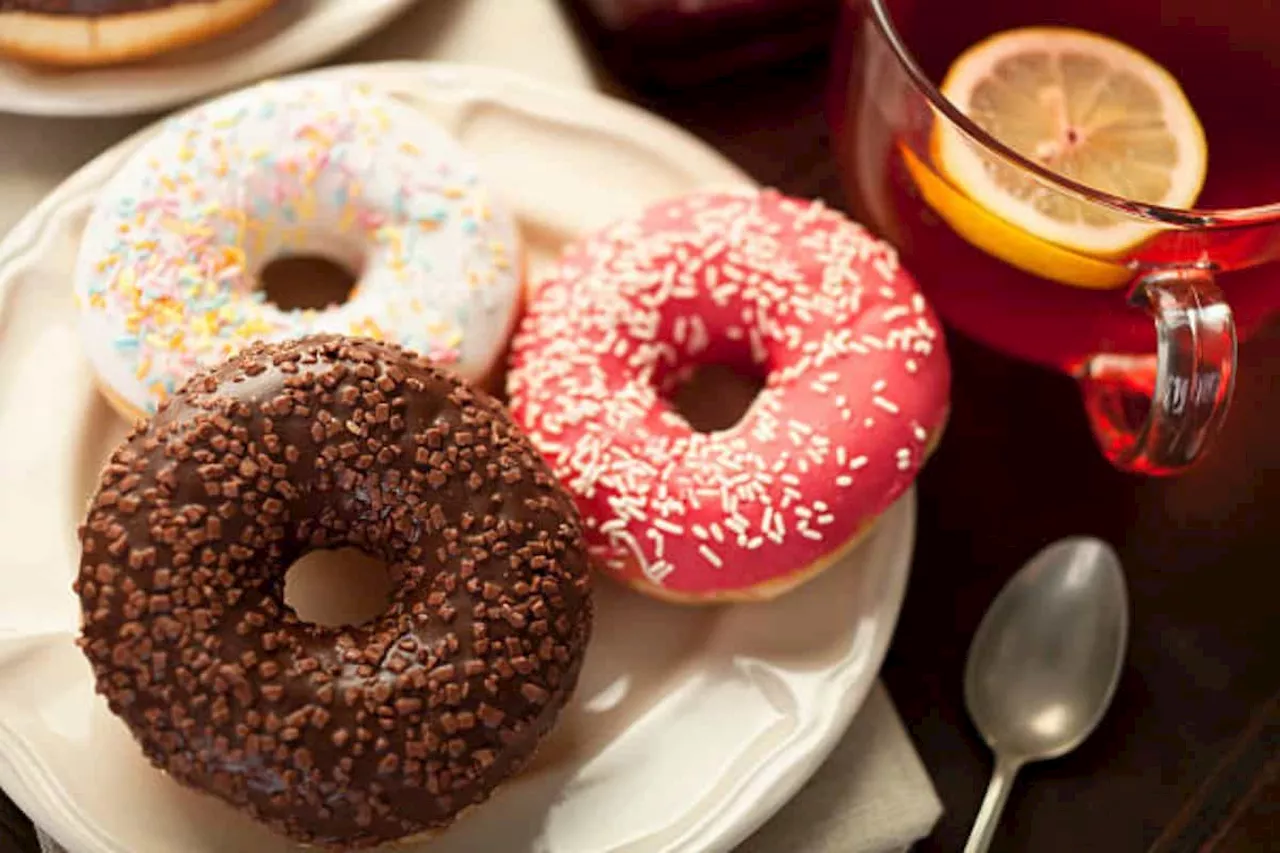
[73,77,521,414]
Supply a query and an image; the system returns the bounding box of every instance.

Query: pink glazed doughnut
[507,189,951,603]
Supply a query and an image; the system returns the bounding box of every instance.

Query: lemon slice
[902,143,1132,289]
[926,26,1207,284]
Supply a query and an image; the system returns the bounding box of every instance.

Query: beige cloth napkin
[6,1,943,851]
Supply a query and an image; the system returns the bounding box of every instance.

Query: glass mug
[828,0,1280,474]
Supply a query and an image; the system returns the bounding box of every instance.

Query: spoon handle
[963,755,1021,853]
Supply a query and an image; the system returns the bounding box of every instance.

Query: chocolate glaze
[75,335,594,849]
[0,0,214,15]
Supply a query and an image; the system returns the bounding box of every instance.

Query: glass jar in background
[565,0,839,89]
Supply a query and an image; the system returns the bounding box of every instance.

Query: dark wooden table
[3,39,1277,853]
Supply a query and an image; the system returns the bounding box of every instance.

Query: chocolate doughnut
[74,335,593,848]
[0,0,277,66]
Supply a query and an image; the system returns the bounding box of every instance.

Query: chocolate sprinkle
[75,335,594,849]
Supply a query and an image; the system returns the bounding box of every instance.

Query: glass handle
[1079,268,1236,475]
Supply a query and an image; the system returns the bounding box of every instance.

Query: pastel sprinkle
[72,78,523,414]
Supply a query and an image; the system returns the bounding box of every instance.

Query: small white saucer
[0,0,418,117]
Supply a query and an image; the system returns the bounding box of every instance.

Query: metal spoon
[962,537,1129,853]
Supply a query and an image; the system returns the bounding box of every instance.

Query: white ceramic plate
[0,0,418,117]
[0,62,916,853]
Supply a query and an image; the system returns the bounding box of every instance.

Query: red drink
[828,0,1280,473]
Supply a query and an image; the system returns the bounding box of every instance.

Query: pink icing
[507,189,951,598]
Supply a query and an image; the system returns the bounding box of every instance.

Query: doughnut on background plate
[0,62,918,853]
[0,0,419,117]
[0,0,279,67]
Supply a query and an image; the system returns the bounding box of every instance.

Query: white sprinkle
[873,257,896,281]
[836,475,853,487]
[817,514,835,526]
[749,327,768,364]
[646,528,666,559]
[872,379,887,393]
[873,396,900,414]
[850,455,869,470]
[699,545,723,568]
[688,314,709,353]
[800,528,823,541]
[650,514,680,535]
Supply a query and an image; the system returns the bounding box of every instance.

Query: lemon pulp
[909,26,1208,290]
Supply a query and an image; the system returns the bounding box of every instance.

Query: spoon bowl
[965,536,1129,761]
[961,536,1129,853]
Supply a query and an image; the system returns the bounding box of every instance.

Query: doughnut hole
[282,547,395,628]
[658,332,770,433]
[258,250,360,312]
[665,363,766,432]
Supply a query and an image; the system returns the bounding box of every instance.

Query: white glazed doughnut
[73,77,522,418]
